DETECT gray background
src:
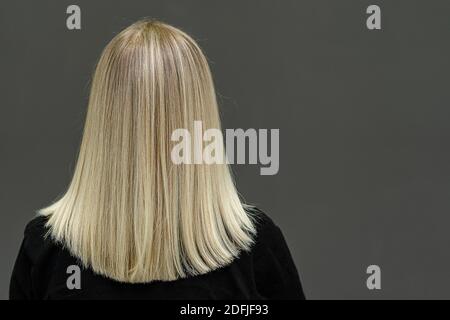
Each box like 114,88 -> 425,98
1,0 -> 450,299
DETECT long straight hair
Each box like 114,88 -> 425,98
39,19 -> 256,283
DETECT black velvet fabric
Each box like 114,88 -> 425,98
10,208 -> 305,300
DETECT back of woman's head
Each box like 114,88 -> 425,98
39,19 -> 255,283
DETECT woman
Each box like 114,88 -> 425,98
10,19 -> 304,300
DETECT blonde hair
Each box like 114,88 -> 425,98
39,19 -> 256,283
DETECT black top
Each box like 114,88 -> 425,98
9,209 -> 305,300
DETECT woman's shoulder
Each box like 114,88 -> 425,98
24,215 -> 48,239
21,215 -> 53,262
247,206 -> 278,232
246,206 -> 287,255
25,215 -> 47,235
244,206 -> 305,299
